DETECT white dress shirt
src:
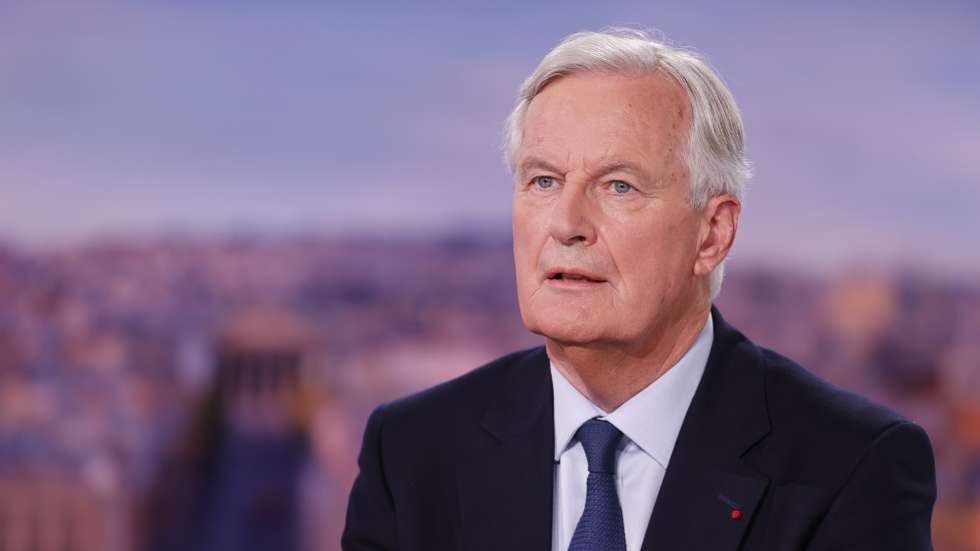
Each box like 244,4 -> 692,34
549,311 -> 714,551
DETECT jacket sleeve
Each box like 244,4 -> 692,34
342,404 -> 398,551
805,420 -> 937,550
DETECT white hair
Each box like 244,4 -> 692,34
503,28 -> 751,300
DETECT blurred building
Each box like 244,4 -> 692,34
143,306 -> 333,551
0,466 -> 130,551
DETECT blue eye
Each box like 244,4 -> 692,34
533,176 -> 556,189
612,181 -> 633,194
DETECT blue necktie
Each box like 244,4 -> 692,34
568,418 -> 627,551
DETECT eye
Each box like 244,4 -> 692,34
532,176 -> 557,189
612,180 -> 633,194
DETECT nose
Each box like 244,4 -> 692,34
547,183 -> 597,246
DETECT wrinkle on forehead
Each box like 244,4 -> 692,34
518,71 -> 691,184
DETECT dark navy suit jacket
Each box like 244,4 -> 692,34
342,306 -> 936,550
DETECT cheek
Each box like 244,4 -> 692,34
513,246 -> 536,291
623,253 -> 670,299
512,204 -> 545,283
607,218 -> 692,294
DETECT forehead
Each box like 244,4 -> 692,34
519,71 -> 690,171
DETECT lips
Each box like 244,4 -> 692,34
545,268 -> 607,283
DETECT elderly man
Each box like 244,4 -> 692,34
342,29 -> 936,551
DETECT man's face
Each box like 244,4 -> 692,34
512,71 -> 704,349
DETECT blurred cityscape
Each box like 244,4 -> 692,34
0,233 -> 977,551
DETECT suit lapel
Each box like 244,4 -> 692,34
456,347 -> 555,551
641,306 -> 772,551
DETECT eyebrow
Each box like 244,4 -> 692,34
587,161 -> 650,181
517,156 -> 564,177
518,156 -> 653,183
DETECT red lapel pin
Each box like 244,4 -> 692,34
718,494 -> 743,521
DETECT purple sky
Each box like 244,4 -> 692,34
2,0 -> 978,274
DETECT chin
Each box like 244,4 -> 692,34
522,309 -> 607,345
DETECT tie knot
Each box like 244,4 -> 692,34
575,418 -> 623,474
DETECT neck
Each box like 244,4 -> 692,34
546,303 -> 710,413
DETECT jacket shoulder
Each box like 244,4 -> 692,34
378,346 -> 544,434
754,345 -> 922,484
761,346 -> 909,430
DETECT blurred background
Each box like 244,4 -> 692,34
1,0 -> 978,549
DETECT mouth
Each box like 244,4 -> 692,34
544,268 -> 608,285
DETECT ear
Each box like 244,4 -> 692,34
694,193 -> 740,277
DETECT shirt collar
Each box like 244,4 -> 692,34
550,310 -> 714,468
